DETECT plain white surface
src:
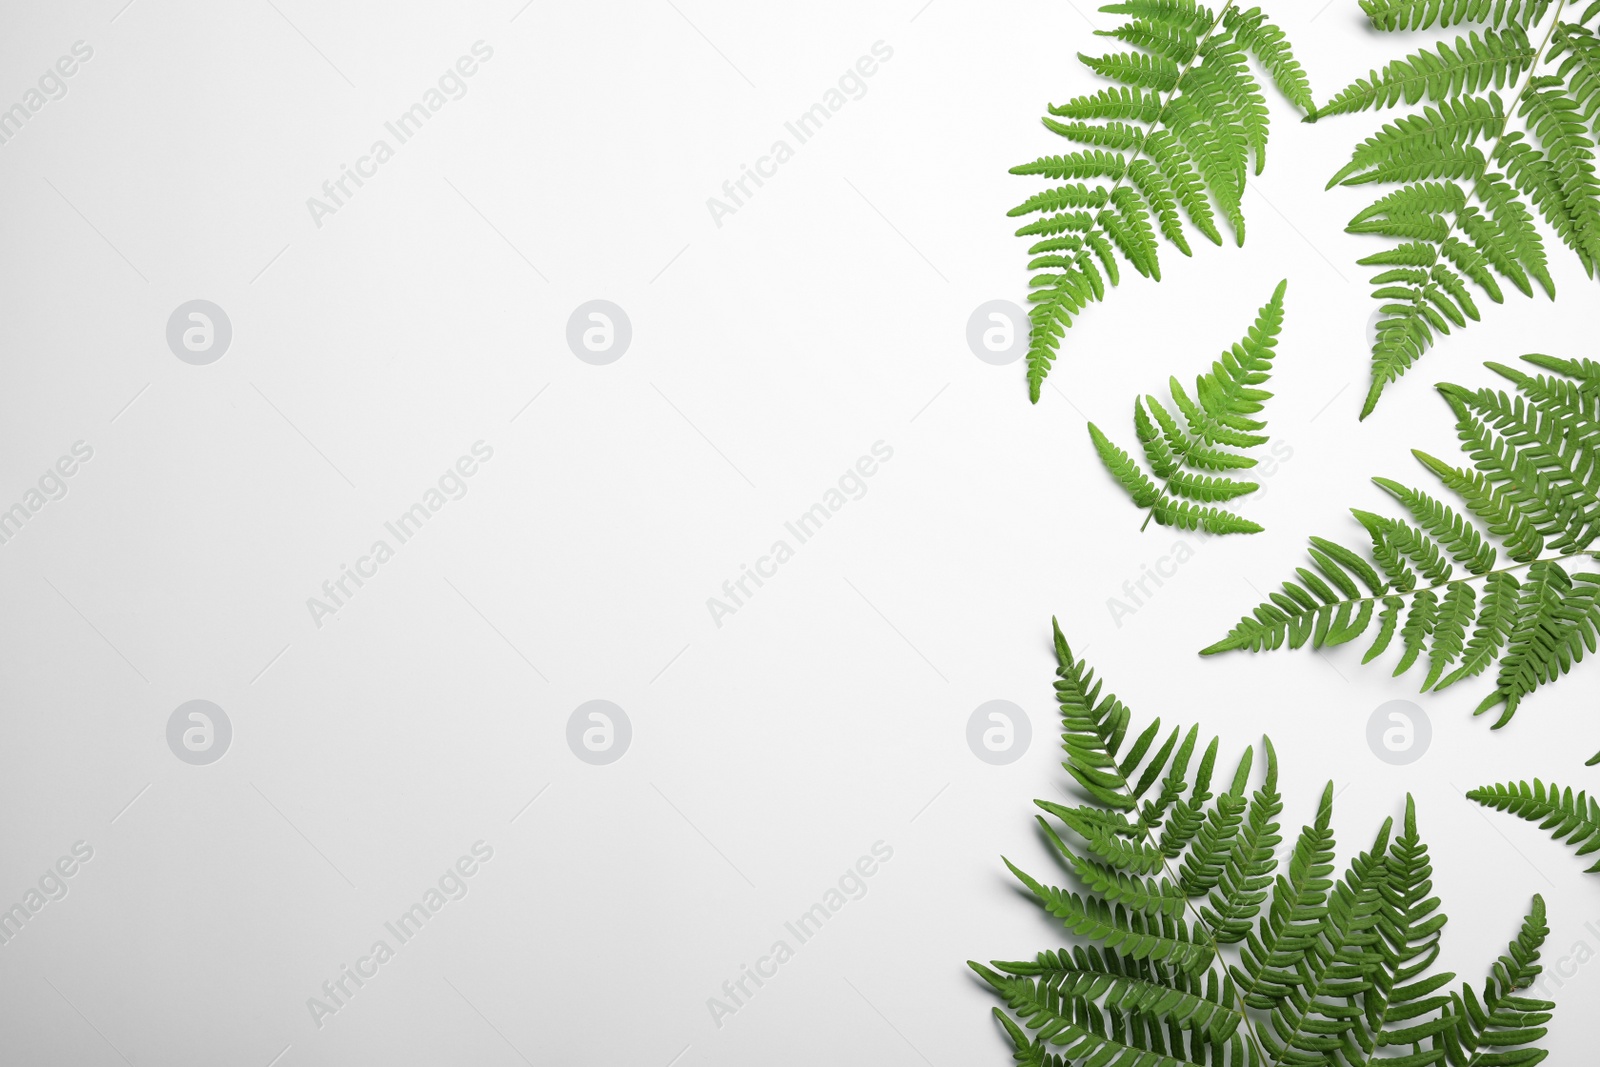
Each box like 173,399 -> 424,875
0,1 -> 1596,1064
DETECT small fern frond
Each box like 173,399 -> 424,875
976,627 -> 1558,1067
1437,893 -> 1553,1066
1319,1 -> 1600,416
1014,4 -> 1313,402
1204,353 -> 1600,726
1089,280 -> 1287,535
1469,778 -> 1600,871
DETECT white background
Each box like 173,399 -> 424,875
0,1 -> 1596,1064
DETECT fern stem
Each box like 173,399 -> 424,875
1137,487 -> 1172,532
1531,0 -> 1574,75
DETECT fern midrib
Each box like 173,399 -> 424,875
1357,0 -> 1572,400
1137,482 -> 1211,532
1136,470 -> 1255,532
1064,733 -> 1275,1065
1139,470 -> 1180,531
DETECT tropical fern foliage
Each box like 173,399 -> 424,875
1316,0 -> 1600,417
1470,777 -> 1600,871
1204,353 -> 1600,727
1012,2 -> 1313,403
973,622 -> 1556,1065
1088,280 -> 1287,534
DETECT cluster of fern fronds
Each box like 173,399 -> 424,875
973,622 -> 1556,1066
1316,0 -> 1600,417
1012,1 -> 1313,402
1205,353 -> 1600,725
1089,280 -> 1287,534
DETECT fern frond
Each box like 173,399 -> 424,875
1348,796 -> 1458,1059
1256,819 -> 1393,1065
1322,1 -> 1600,416
1518,75 -> 1600,269
1014,3 -> 1313,402
1204,354 -> 1600,725
1229,8 -> 1314,112
1089,422 -> 1164,508
1039,817 -> 1190,918
1469,779 -> 1600,871
1200,740 -> 1283,944
1234,782 -> 1337,1007
1176,750 -> 1253,895
1437,894 -> 1554,1066
1090,281 -> 1287,535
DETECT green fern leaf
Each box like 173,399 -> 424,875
1039,817 -> 1189,918
1437,569 -> 1521,686
1200,740 -> 1284,944
1226,7 -> 1314,113
976,947 -> 1245,1040
1014,4 -> 1313,402
1176,751 -> 1253,895
1089,422 -> 1163,509
1234,782 -> 1338,1007
1469,779 -> 1600,871
1153,497 -> 1266,534
1090,281 -> 1286,535
1438,894 -> 1554,1065
1350,796 -> 1458,1058
1480,560 -> 1600,724
1374,477 -> 1499,573
1423,580 -> 1478,687
1205,354 -> 1600,724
